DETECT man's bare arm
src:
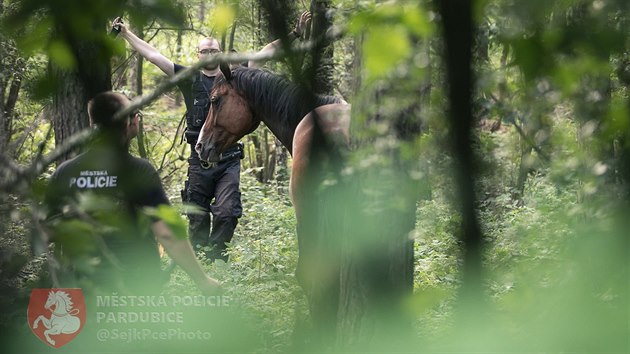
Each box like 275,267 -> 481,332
249,11 -> 311,69
114,17 -> 175,76
151,220 -> 221,294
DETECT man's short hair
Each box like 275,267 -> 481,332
88,92 -> 130,133
198,37 -> 221,50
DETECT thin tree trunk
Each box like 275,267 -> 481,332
0,71 -> 20,153
437,0 -> 486,321
249,133 -> 264,183
274,138 -> 288,186
198,1 -> 205,23
263,129 -> 271,183
228,21 -> 237,51
0,84 -> 5,152
175,29 -> 183,107
133,26 -> 148,159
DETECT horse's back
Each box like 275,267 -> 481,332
290,103 -> 351,215
293,103 -> 351,153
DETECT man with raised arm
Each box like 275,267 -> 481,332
113,18 -> 242,262
112,13 -> 311,262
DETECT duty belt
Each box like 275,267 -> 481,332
189,148 -> 243,169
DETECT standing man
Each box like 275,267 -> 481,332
112,13 -> 311,262
113,19 -> 243,262
45,91 -> 220,294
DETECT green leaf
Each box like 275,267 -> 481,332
210,4 -> 236,34
400,5 -> 433,37
364,25 -> 410,82
77,193 -> 119,213
509,34 -> 550,82
145,205 -> 188,240
48,40 -> 76,69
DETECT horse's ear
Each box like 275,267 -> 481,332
220,61 -> 232,81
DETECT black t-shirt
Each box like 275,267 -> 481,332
174,63 -> 215,115
45,146 -> 170,293
174,64 -> 239,155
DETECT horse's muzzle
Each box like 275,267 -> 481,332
195,142 -> 221,163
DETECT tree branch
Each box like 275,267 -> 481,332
0,30 -> 344,195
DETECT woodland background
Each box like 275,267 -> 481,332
0,0 -> 628,352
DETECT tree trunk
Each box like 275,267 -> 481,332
228,21 -> 237,51
437,0 -> 487,325
310,0 -> 335,95
249,133 -> 264,183
175,29 -> 183,107
0,72 -> 21,153
50,66 -> 95,162
198,1 -> 206,23
132,26 -> 148,159
274,137 -> 288,186
50,23 -> 112,163
262,129 -> 274,182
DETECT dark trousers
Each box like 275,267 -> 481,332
185,155 -> 242,262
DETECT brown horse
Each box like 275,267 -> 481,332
195,66 -> 351,221
196,65 -> 351,332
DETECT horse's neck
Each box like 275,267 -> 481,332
253,96 -> 310,155
240,69 -> 340,154
259,114 -> 299,154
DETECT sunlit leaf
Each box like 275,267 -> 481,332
13,17 -> 53,56
210,4 -> 236,34
364,25 -> 410,82
401,5 -> 433,37
77,193 -> 119,213
47,39 -> 76,69
349,3 -> 432,37
605,98 -> 630,138
145,204 -> 188,240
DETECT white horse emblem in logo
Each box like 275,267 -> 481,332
29,290 -> 83,347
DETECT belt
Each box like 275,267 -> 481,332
188,148 -> 242,169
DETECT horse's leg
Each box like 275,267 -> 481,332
32,316 -> 42,329
291,109 -> 350,343
291,115 -> 313,288
33,315 -> 50,330
292,103 -> 351,284
44,326 -> 59,345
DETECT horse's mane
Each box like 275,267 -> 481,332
216,67 -> 343,148
53,291 -> 73,307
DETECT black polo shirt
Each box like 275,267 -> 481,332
45,145 -> 170,292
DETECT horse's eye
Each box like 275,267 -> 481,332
210,95 -> 219,104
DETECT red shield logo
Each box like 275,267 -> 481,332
27,288 -> 86,348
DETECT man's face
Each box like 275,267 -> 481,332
126,112 -> 140,140
197,38 -> 221,70
121,96 -> 140,140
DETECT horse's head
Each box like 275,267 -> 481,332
45,291 -> 72,314
196,64 -> 260,162
44,291 -> 58,310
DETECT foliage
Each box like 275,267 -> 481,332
164,174 -> 305,352
0,0 -> 629,352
